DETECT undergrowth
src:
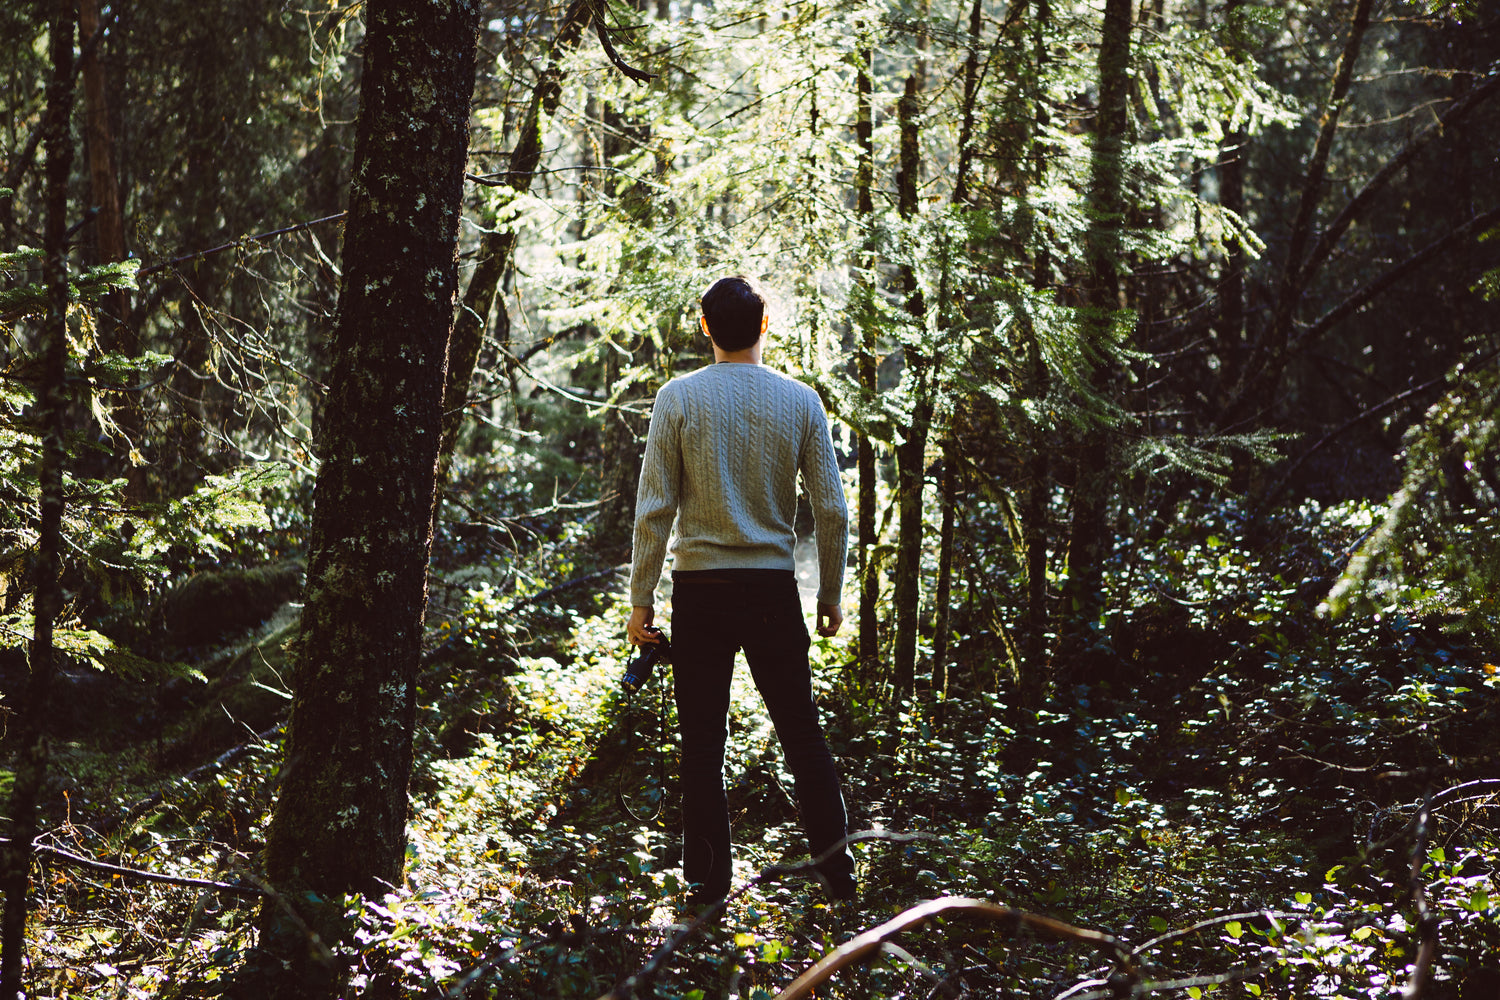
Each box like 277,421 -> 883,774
12,497 -> 1500,997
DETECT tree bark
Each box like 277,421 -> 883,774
0,4 -> 74,996
1056,0 -> 1132,681
257,1 -> 479,992
1013,0 -> 1052,703
892,74 -> 928,703
854,38 -> 880,684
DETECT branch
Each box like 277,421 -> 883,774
1222,0 -> 1374,425
1299,71 -> 1500,290
1,838 -> 266,899
1403,797 -> 1439,999
1296,204 -> 1500,349
774,897 -> 1134,1000
136,212 -> 348,279
590,0 -> 656,83
1253,366 -> 1458,515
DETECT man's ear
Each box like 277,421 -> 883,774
700,316 -> 712,339
759,314 -> 769,336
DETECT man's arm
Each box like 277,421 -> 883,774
800,389 -> 849,627
627,386 -> 680,642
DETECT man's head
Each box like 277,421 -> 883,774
700,275 -> 766,352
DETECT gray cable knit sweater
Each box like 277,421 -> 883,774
629,362 -> 849,607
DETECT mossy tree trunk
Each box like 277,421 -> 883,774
854,38 -> 880,684
256,0 -> 478,992
891,73 -> 928,704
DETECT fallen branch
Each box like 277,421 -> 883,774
0,837 -> 266,899
595,830 -> 949,1000
774,897 -> 1134,1000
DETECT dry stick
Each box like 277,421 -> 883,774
774,897 -> 1134,1000
1426,778 -> 1500,811
12,839 -> 266,899
1403,797 -> 1439,1000
136,212 -> 348,279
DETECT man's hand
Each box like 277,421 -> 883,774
627,605 -> 660,646
815,602 -> 843,637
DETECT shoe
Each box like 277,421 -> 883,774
819,872 -> 857,904
677,894 -> 727,926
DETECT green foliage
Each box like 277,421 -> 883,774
1326,352 -> 1500,642
0,257 -> 141,317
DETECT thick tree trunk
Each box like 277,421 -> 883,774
257,1 -> 478,992
0,5 -> 74,997
78,0 -> 130,350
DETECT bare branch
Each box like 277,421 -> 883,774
590,0 -> 657,84
0,838 -> 265,899
773,897 -> 1135,1000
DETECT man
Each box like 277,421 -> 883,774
627,275 -> 855,907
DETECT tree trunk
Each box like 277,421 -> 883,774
930,447 -> 957,709
854,39 -> 880,684
1222,0 -> 1374,428
437,0 -> 594,475
892,74 -> 928,703
0,5 -> 74,996
1215,0 -> 1247,357
1055,0 -> 1132,682
257,1 -> 478,992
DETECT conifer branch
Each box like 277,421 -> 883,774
590,0 -> 657,84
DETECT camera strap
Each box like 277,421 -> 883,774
615,667 -> 671,824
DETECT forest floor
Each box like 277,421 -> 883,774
14,500 -> 1500,998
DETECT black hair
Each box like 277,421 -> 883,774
700,275 -> 765,352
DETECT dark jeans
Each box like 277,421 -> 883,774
670,569 -> 854,903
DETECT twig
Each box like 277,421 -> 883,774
1129,910 -> 1299,958
1403,796 -> 1439,999
6,839 -> 266,899
136,213 -> 347,279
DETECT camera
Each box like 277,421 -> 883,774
622,629 -> 670,691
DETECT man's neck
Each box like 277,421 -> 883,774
712,342 -> 762,365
